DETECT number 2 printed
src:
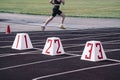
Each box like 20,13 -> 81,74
45,39 -> 61,54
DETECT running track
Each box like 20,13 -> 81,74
0,28 -> 120,80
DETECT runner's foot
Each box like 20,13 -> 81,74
59,24 -> 66,29
41,26 -> 45,31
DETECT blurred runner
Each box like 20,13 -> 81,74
41,0 -> 66,31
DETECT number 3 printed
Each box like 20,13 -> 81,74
85,43 -> 103,59
96,43 -> 103,59
85,43 -> 93,59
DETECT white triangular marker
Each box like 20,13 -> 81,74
12,33 -> 33,50
42,37 -> 65,56
81,41 -> 107,62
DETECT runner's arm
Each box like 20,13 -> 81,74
61,0 -> 65,5
49,0 -> 54,5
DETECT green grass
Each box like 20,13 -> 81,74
0,0 -> 120,18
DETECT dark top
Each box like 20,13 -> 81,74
54,0 -> 61,4
52,0 -> 62,17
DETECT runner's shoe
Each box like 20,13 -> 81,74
59,24 -> 66,29
41,26 -> 45,31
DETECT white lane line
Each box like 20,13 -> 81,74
0,46 -> 120,58
0,44 -> 120,59
61,36 -> 115,41
0,55 -> 80,71
66,51 -> 83,53
0,31 -> 119,38
0,46 -> 11,48
107,58 -> 120,63
0,41 -> 13,42
32,63 -> 120,80
0,50 -> 120,71
0,35 -> 119,48
36,40 -> 119,49
105,49 -> 120,52
66,51 -> 120,63
0,48 -> 42,57
0,39 -> 119,48
65,53 -> 81,56
0,32 -> 120,43
0,51 -> 40,57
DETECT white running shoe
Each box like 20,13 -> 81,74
59,24 -> 66,29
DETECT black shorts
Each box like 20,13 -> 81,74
52,6 -> 62,17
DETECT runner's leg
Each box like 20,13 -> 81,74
43,16 -> 54,26
60,12 -> 65,25
59,12 -> 66,29
41,16 -> 54,31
